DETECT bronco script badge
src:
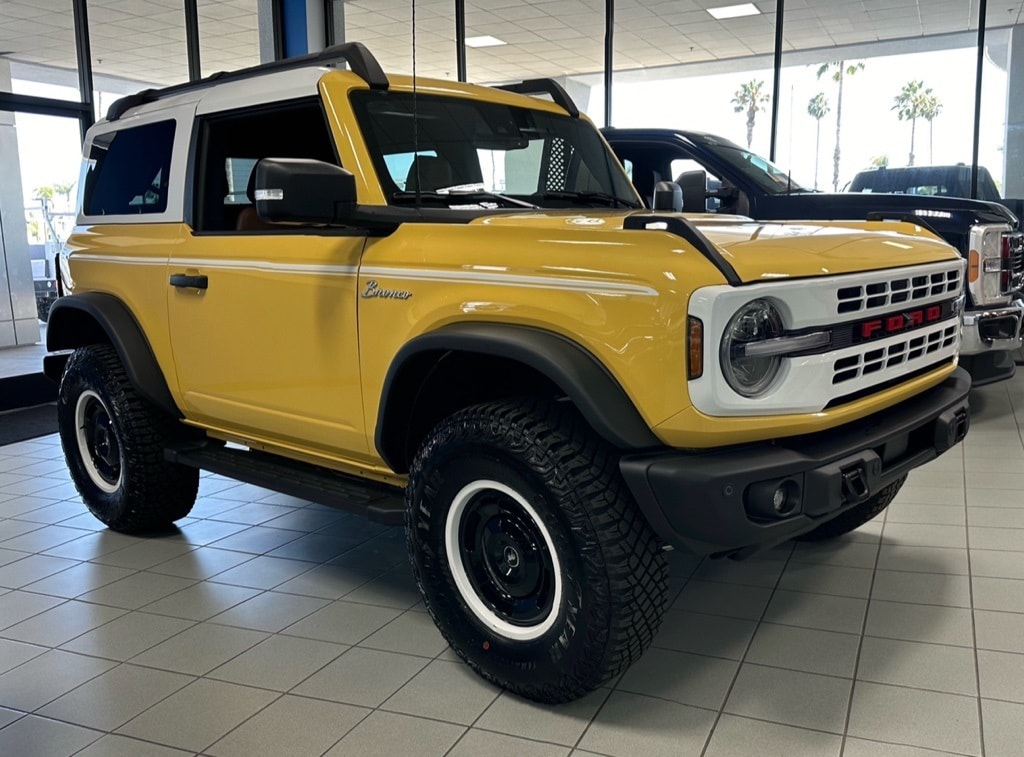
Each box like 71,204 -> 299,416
361,280 -> 413,300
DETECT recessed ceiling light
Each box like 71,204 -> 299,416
465,35 -> 507,48
707,3 -> 760,20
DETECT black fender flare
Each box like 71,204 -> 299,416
44,292 -> 181,418
375,322 -> 661,472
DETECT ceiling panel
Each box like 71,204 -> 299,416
0,0 -> 1021,95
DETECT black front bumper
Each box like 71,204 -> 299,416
620,368 -> 971,557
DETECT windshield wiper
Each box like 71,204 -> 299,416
531,190 -> 641,209
392,190 -> 538,209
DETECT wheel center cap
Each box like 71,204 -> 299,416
96,428 -> 110,456
503,545 -> 520,569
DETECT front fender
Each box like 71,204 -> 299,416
375,322 -> 661,472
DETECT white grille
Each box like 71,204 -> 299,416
833,323 -> 959,385
836,268 -> 961,315
687,258 -> 966,417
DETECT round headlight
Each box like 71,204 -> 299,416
720,299 -> 785,397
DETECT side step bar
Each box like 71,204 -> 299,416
165,441 -> 405,525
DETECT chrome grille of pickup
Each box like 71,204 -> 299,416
833,322 -> 958,384
836,268 -> 961,315
1007,231 -> 1024,292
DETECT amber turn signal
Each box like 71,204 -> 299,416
687,316 -> 703,379
968,248 -> 980,283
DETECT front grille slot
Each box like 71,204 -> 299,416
833,324 -> 958,385
836,267 -> 961,315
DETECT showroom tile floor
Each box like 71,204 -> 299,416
1,379 -> 1024,756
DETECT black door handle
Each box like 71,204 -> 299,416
170,273 -> 208,289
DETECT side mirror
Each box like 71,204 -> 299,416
676,170 -> 710,213
652,181 -> 682,211
253,158 -> 357,224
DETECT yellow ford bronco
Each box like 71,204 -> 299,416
46,43 -> 970,703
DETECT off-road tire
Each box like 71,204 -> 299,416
58,344 -> 198,533
406,397 -> 668,704
796,475 -> 907,542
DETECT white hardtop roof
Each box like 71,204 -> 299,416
96,66 -> 334,127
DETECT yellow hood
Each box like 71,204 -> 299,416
472,211 -> 961,283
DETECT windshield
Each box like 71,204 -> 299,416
351,90 -> 640,209
710,142 -> 811,195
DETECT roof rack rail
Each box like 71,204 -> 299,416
497,79 -> 579,118
106,41 -> 388,121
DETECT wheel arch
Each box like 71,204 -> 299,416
375,323 -> 660,473
44,292 -> 181,418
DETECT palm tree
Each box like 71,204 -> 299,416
892,80 -> 931,166
817,61 -> 865,191
920,92 -> 943,164
807,92 -> 830,190
732,80 -> 770,149
53,181 -> 76,211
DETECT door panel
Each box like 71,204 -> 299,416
166,231 -> 369,459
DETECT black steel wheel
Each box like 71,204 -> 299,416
58,344 -> 198,533
406,397 -> 668,703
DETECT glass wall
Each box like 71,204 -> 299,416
776,3 -> 980,193
981,12 -> 1024,203
15,113 -> 83,324
611,0 -> 777,147
1,0 -> 1023,365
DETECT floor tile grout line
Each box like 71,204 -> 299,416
837,485 -> 890,757
568,548 -> 706,753
966,383 -> 1024,757
694,540 -> 797,757
844,731 -> 980,757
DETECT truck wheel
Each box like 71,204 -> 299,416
58,344 -> 198,533
796,475 -> 906,542
406,397 -> 668,703
37,297 -> 54,322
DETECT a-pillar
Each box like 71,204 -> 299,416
0,60 -> 42,349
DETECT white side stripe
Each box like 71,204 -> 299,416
359,266 -> 659,296
73,255 -> 658,296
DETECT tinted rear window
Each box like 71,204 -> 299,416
83,120 -> 176,216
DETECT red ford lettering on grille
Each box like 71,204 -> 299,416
859,305 -> 942,340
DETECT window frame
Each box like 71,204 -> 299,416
189,96 -> 341,234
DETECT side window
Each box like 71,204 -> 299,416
194,99 -> 338,232
83,120 -> 176,216
670,158 -> 721,185
671,158 -> 723,212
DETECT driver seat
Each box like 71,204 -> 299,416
405,156 -> 452,192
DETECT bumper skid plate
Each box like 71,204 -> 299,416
620,368 -> 971,557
